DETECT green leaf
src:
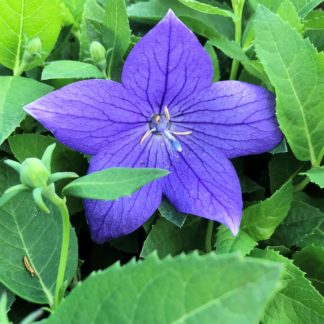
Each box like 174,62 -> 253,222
140,217 -> 207,258
0,77 -> 53,146
104,0 -> 131,79
43,253 -> 283,324
208,37 -> 271,87
215,226 -> 257,256
271,200 -> 324,248
0,293 -> 10,324
62,0 -> 86,27
277,0 -> 303,32
305,10 -> 324,30
249,0 -> 323,18
158,198 -> 187,228
0,285 -> 15,312
204,41 -> 220,82
294,245 -> 324,295
268,152 -> 307,193
241,180 -> 293,241
303,167 -> 324,188
0,0 -> 61,72
254,6 -> 324,164
0,164 -> 78,305
297,0 -> 324,18
63,168 -> 169,200
41,61 -> 104,80
178,0 -> 234,18
9,134 -> 87,175
79,0 -> 105,61
127,0 -> 233,40
252,248 -> 324,323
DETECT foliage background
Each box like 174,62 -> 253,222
0,0 -> 324,323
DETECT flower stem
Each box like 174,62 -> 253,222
205,220 -> 214,253
229,0 -> 245,80
294,177 -> 310,192
13,60 -> 27,77
46,191 -> 70,310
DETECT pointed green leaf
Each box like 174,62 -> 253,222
158,198 -> 187,228
241,180 -> 293,241
249,0 -> 323,18
62,0 -> 86,27
305,10 -> 324,30
0,77 -> 53,146
277,0 -> 303,32
178,0 -> 234,18
269,152 -> 307,193
215,226 -> 257,256
303,167 -> 324,188
0,285 -> 15,312
294,245 -> 324,295
204,41 -> 220,82
140,217 -> 206,258
0,0 -> 61,72
252,248 -> 324,323
63,168 -> 169,200
271,200 -> 324,248
127,0 -> 233,40
42,61 -> 104,80
104,0 -> 131,78
43,253 -> 283,324
0,293 -> 10,324
254,6 -> 324,164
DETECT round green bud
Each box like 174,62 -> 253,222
90,41 -> 107,71
90,41 -> 106,62
20,158 -> 50,188
23,37 -> 42,63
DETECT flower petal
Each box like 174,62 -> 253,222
122,10 -> 212,114
171,81 -> 282,158
163,139 -> 242,235
24,79 -> 150,155
84,135 -> 169,243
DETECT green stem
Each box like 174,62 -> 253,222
229,0 -> 245,80
294,177 -> 310,192
205,221 -> 214,253
47,191 -> 70,310
13,60 -> 27,77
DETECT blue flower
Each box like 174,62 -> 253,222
25,11 -> 282,243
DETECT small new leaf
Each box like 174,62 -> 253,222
63,168 -> 169,200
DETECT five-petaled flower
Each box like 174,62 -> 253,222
25,10 -> 282,243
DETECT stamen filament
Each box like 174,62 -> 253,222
164,106 -> 171,121
140,128 -> 156,144
171,131 -> 192,136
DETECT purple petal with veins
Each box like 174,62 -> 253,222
24,10 -> 282,243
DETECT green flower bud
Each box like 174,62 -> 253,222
20,158 -> 50,188
23,37 -> 42,64
90,41 -> 107,71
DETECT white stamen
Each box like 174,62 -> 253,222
140,128 -> 156,144
164,105 -> 171,121
171,131 -> 193,136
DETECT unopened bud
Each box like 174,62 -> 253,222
20,158 -> 50,188
90,41 -> 107,71
23,37 -> 42,63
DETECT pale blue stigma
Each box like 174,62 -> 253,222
164,130 -> 183,152
139,106 -> 191,152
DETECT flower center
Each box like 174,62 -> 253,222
140,106 -> 192,152
150,114 -> 170,134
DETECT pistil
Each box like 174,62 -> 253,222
139,106 -> 192,152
